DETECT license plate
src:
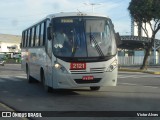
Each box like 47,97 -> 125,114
70,63 -> 86,70
82,76 -> 94,80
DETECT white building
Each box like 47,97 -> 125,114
131,18 -> 152,38
0,34 -> 21,58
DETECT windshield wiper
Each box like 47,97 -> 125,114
71,29 -> 78,57
90,33 -> 104,58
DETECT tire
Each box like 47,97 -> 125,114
26,66 -> 34,83
90,86 -> 100,91
41,71 -> 53,93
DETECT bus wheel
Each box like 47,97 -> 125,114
41,71 -> 53,93
90,86 -> 100,91
26,66 -> 34,83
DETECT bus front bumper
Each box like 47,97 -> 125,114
52,68 -> 117,89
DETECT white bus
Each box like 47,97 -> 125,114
21,12 -> 118,92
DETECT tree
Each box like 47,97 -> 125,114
128,0 -> 160,70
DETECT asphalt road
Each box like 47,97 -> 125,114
0,64 -> 160,120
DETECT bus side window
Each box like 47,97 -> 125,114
27,29 -> 31,47
31,27 -> 34,47
40,22 -> 44,46
22,31 -> 25,47
46,20 -> 50,41
38,24 -> 41,46
30,29 -> 32,47
33,26 -> 36,47
43,21 -> 46,46
25,30 -> 28,47
35,25 -> 40,46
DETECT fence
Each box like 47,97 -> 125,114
118,55 -> 160,66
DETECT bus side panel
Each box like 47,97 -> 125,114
24,48 -> 45,81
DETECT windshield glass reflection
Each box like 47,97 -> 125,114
52,17 -> 117,59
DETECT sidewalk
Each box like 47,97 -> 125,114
118,66 -> 160,75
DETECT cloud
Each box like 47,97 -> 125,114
21,0 -> 121,15
0,0 -> 132,35
23,0 -> 85,14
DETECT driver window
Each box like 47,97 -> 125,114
54,28 -> 69,49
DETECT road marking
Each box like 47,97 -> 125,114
143,86 -> 159,89
16,76 -> 26,78
0,74 -> 26,77
0,75 -> 11,78
136,76 -> 159,78
118,74 -> 160,78
0,75 -> 26,79
119,83 -> 137,86
119,72 -> 145,74
118,75 -> 137,78
0,77 -> 22,82
119,83 -> 159,89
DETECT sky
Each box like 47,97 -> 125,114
0,0 -> 132,36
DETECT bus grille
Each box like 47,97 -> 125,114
70,70 -> 87,74
90,67 -> 106,73
74,78 -> 101,84
70,67 -> 106,74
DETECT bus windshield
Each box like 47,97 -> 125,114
51,17 -> 117,61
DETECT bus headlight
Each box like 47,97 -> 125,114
54,63 -> 60,68
54,63 -> 68,74
106,59 -> 117,72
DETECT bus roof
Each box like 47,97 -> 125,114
22,12 -> 109,31
46,12 -> 109,19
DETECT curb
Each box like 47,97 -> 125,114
0,102 -> 29,120
0,102 -> 15,111
118,68 -> 160,75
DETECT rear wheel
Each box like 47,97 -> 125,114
41,70 -> 53,93
90,86 -> 100,91
26,65 -> 34,83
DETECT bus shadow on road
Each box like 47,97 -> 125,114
51,88 -> 93,95
51,89 -> 80,95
